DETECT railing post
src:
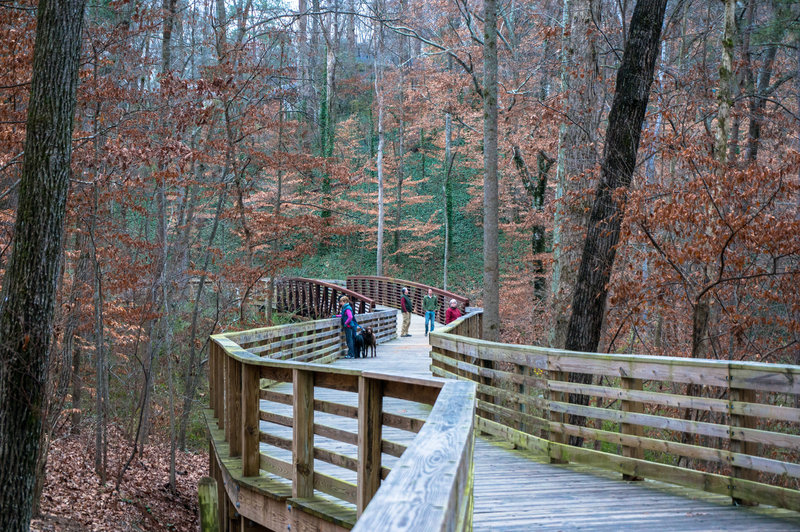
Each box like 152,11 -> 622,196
218,344 -> 226,432
226,356 -> 242,457
241,363 -> 260,476
293,369 -> 314,498
620,376 -> 643,480
209,340 -> 218,419
546,361 -> 567,463
730,386 -> 758,505
358,376 -> 383,516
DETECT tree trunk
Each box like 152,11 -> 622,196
443,112 -> 453,291
745,43 -> 777,163
374,10 -> 385,277
549,0 -> 601,349
482,0 -> 500,342
562,0 -> 668,444
0,1 -> 86,528
714,0 -> 736,164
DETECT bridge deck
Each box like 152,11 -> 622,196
264,313 -> 800,530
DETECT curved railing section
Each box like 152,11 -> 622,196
430,310 -> 800,512
206,310 -> 476,531
276,277 -> 375,318
347,276 -> 469,325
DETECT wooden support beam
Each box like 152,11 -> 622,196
620,376 -> 644,481
731,386 -> 759,506
358,376 -> 384,516
293,369 -> 315,498
547,367 -> 567,463
198,477 -> 219,532
209,341 -> 218,418
242,363 -> 261,476
227,356 -> 242,457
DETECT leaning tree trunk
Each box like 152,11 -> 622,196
563,0 -> 668,445
0,0 -> 86,529
482,0 -> 500,342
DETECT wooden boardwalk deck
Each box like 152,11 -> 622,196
263,313 -> 800,530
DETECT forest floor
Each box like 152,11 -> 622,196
31,426 -> 208,531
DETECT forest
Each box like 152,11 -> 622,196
0,0 -> 799,529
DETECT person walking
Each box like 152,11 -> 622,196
400,287 -> 413,337
445,298 -> 462,325
339,296 -> 358,358
423,288 -> 438,336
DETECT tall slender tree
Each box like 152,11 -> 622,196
482,0 -> 500,341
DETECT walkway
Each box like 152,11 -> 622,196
263,313 -> 800,530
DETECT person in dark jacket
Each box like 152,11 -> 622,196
445,298 -> 462,325
400,287 -> 412,337
339,296 -> 358,358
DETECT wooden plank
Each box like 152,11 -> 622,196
381,440 -> 407,458
353,380 -> 476,532
315,423 -> 358,446
259,410 -> 293,428
259,432 -> 292,451
547,418 -> 800,479
476,399 -> 549,432
430,351 -> 547,390
620,376 -> 643,480
313,446 -> 358,472
546,398 -> 800,450
731,386 -> 759,506
260,389 -> 292,406
729,366 -> 800,395
226,357 -> 242,457
259,453 -> 292,480
293,369 -> 314,498
381,379 -> 440,405
314,371 -> 359,393
315,398 -> 358,420
242,363 -> 261,476
358,376 -> 383,516
547,380 -> 800,422
313,471 -> 357,504
382,412 -> 425,433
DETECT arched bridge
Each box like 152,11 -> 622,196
205,276 -> 800,531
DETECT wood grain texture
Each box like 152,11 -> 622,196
208,307 -> 800,531
357,376 -> 383,516
293,369 -> 315,498
353,380 -> 476,532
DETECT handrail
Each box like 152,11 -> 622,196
347,275 -> 469,324
430,309 -> 800,512
276,277 -> 375,318
206,310 -> 476,531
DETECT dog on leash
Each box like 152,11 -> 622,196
361,327 -> 377,358
353,329 -> 365,359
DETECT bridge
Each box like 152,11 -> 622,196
205,276 -> 800,531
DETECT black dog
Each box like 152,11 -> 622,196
361,327 -> 377,358
353,330 -> 365,359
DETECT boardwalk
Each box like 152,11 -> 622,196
259,312 -> 800,531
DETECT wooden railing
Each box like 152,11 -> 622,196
276,277 -> 375,318
347,276 -> 469,324
206,310 -> 476,531
431,310 -> 800,512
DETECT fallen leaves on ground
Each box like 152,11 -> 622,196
31,426 -> 208,531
